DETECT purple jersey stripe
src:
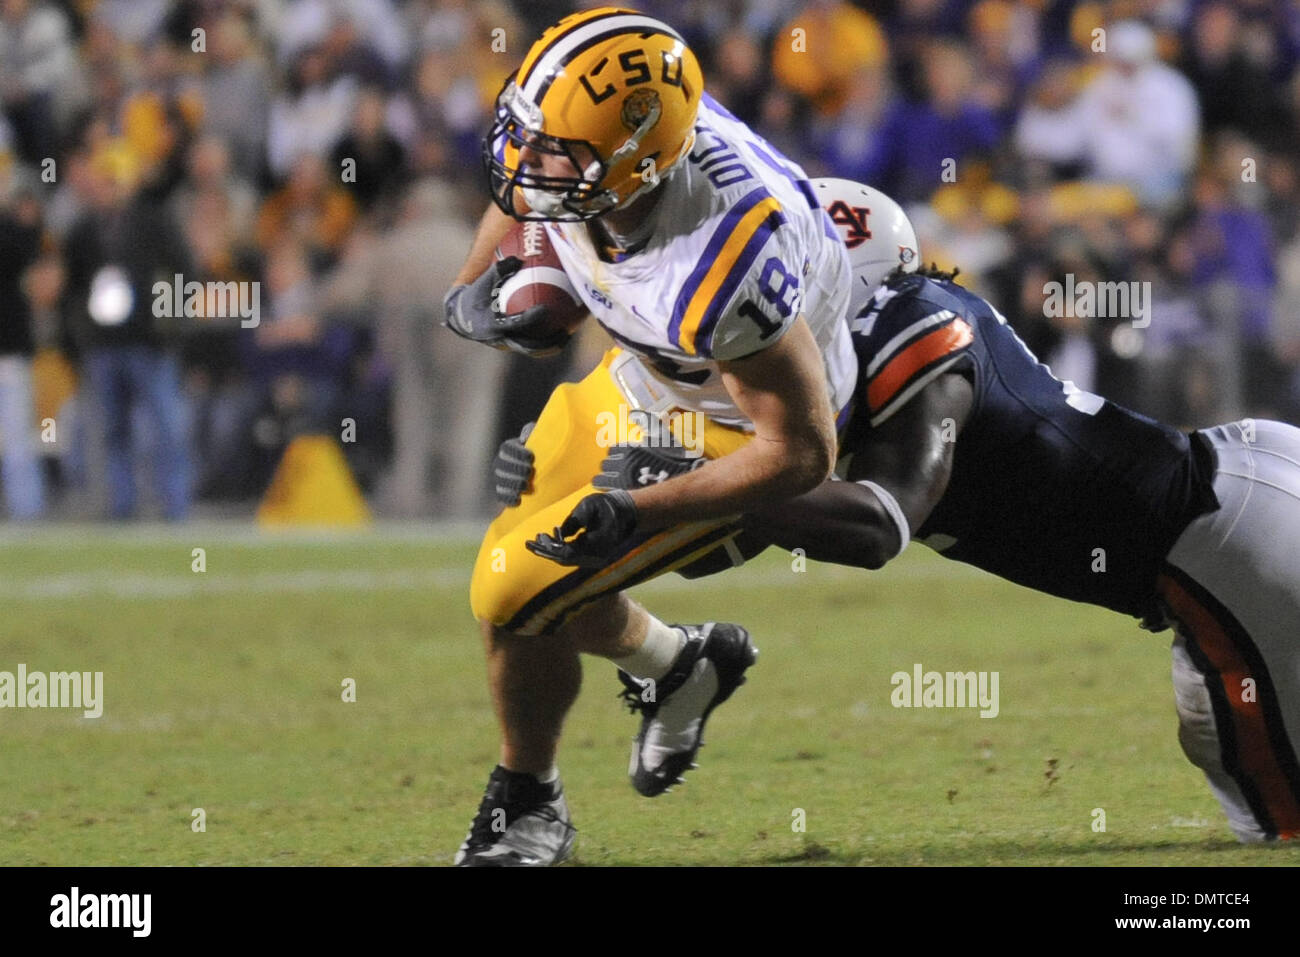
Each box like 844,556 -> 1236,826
668,184 -> 771,346
693,206 -> 788,355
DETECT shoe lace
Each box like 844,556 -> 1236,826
617,674 -> 651,715
618,687 -> 644,715
616,635 -> 702,716
466,783 -> 506,847
466,777 -> 565,848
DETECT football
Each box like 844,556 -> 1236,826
494,221 -> 588,337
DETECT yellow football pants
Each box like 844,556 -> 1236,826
470,349 -> 752,636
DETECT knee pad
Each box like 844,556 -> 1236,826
1171,634 -> 1221,773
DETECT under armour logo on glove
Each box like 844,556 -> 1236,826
594,443 -> 706,492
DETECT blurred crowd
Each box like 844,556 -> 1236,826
0,0 -> 1297,521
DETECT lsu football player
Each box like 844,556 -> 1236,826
536,179 -> 1300,845
442,9 -> 862,865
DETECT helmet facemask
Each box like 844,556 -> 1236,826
483,78 -> 667,223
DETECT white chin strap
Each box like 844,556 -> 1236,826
520,135 -> 689,220
520,186 -> 572,218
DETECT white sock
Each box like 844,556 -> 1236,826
614,616 -> 687,681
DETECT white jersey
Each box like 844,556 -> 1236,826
545,94 -> 856,428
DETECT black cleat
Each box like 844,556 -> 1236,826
617,622 -> 757,797
453,765 -> 577,866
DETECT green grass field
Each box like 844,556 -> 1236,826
0,523 -> 1294,866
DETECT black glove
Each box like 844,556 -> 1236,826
593,442 -> 706,491
442,257 -> 570,357
526,490 -> 638,568
493,422 -> 535,507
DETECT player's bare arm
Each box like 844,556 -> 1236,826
525,315 -> 838,568
629,315 -> 837,529
745,370 -> 974,569
452,203 -> 520,286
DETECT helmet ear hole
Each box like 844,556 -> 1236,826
857,261 -> 893,294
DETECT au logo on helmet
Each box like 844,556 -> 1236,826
825,200 -> 872,249
482,7 -> 702,222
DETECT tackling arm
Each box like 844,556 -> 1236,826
746,371 -> 975,569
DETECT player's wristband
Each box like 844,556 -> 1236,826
856,479 -> 910,561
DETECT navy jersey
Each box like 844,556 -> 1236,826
842,273 -> 1219,621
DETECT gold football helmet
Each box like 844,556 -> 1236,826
483,7 -> 703,222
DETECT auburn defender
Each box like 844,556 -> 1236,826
537,180 -> 1300,845
442,10 -> 870,865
